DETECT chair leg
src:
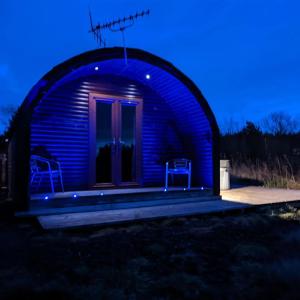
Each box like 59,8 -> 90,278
59,171 -> 64,192
188,162 -> 192,191
37,174 -> 43,192
165,167 -> 168,191
30,173 -> 36,186
49,172 -> 54,193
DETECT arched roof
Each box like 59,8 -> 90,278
20,47 -> 219,136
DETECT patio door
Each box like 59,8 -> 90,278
89,94 -> 142,187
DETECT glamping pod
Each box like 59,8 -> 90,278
8,47 -> 220,212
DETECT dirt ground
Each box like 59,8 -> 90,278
1,199 -> 300,300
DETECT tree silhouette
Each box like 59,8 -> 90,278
262,112 -> 299,135
240,121 -> 262,136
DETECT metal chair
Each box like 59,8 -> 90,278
165,158 -> 192,191
30,155 -> 64,193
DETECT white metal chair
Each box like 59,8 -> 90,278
165,158 -> 192,191
30,155 -> 64,193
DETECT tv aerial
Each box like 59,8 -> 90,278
89,9 -> 150,64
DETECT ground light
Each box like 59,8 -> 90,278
94,66 -> 99,71
44,195 -> 49,200
73,194 -> 78,198
145,74 -> 151,79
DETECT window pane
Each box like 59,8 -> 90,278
121,104 -> 136,182
96,102 -> 112,183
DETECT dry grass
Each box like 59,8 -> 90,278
1,203 -> 300,299
230,155 -> 300,189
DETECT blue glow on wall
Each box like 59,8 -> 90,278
29,57 -> 215,193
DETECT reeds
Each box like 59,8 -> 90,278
230,154 -> 300,189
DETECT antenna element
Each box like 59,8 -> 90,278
89,9 -> 150,64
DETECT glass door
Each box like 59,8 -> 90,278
89,94 -> 142,187
120,101 -> 139,183
95,100 -> 115,184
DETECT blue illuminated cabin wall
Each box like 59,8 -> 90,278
30,74 -> 213,192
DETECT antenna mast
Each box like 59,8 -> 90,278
89,9 -> 150,64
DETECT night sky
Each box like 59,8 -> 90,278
1,0 -> 300,133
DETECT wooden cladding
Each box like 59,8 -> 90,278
30,72 -> 213,192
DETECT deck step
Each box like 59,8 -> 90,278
19,195 -> 222,217
30,190 -> 215,211
37,200 -> 249,230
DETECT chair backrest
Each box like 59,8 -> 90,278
170,158 -> 190,169
30,155 -> 52,173
30,157 -> 40,173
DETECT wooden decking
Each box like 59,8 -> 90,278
221,186 -> 300,205
28,188 -> 216,215
31,187 -> 200,201
30,188 -> 232,229
31,186 -> 300,230
38,199 -> 248,230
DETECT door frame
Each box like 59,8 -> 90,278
88,93 -> 143,188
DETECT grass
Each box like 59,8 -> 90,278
1,202 -> 300,299
230,155 -> 300,189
